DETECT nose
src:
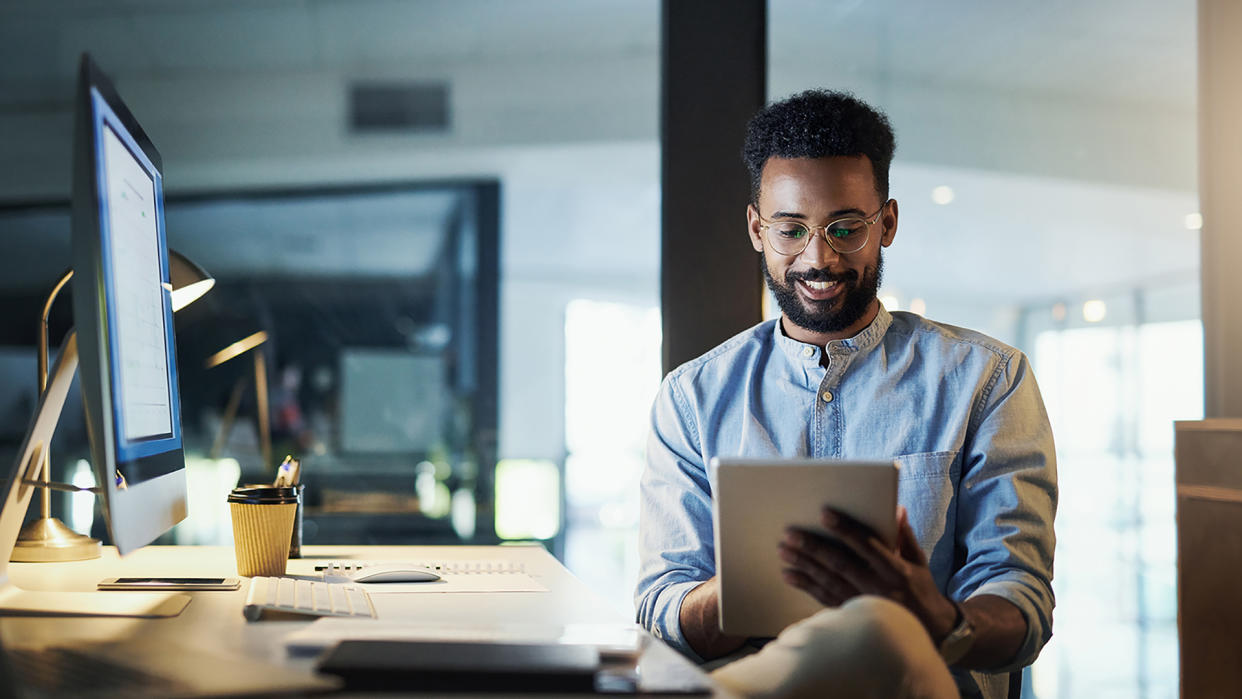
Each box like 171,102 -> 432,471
798,228 -> 841,266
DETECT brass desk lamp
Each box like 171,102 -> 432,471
206,330 -> 272,472
11,250 -> 214,562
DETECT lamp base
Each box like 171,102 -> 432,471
10,517 -> 101,562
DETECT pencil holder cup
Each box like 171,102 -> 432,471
288,484 -> 305,559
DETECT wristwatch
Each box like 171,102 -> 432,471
938,600 -> 975,665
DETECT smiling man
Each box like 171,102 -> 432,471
636,91 -> 1057,699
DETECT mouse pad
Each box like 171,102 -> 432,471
316,640 -> 600,692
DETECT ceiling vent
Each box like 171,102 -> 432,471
349,82 -> 450,133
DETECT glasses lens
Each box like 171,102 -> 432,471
825,218 -> 868,252
766,221 -> 810,254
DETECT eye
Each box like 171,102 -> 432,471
768,222 -> 808,240
827,219 -> 866,239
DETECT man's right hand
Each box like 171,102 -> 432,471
678,577 -> 748,659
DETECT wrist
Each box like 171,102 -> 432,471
680,578 -> 743,659
935,599 -> 976,666
927,595 -> 961,644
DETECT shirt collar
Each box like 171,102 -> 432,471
772,305 -> 893,361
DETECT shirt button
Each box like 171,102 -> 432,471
822,391 -> 834,403
653,628 -> 662,638
801,347 -> 814,358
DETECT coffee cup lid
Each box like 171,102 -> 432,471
228,485 -> 298,505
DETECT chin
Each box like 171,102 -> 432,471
802,300 -> 841,320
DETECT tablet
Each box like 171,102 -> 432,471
709,457 -> 899,637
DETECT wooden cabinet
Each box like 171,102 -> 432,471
1175,419 -> 1242,698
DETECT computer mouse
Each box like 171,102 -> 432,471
352,566 -> 441,584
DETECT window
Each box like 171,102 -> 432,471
563,299 -> 661,613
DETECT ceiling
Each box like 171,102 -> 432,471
0,0 -> 1201,317
770,0 -> 1195,108
0,0 -> 1196,195
0,0 -> 656,99
0,0 -> 1193,109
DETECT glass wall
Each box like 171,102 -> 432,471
0,0 -> 662,585
1018,282 -> 1200,697
769,1 -> 1198,696
563,299 -> 661,613
0,182 -> 500,546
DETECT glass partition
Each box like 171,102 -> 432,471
0,0 -> 658,617
769,1 -> 1197,695
0,180 -> 499,545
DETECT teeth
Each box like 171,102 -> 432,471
802,280 -> 837,291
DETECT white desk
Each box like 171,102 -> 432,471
1,545 -> 716,696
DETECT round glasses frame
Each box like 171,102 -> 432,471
757,199 -> 892,255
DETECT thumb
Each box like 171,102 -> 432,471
896,505 -> 927,565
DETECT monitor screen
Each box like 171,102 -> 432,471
99,122 -> 175,447
71,54 -> 188,554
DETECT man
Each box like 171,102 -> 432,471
636,90 -> 1056,699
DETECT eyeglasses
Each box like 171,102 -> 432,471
757,200 -> 891,255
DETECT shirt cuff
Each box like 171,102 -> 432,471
646,580 -> 706,662
969,577 -> 1054,672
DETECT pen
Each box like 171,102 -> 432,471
274,455 -> 300,487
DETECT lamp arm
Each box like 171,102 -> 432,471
36,268 -> 74,519
38,268 -> 74,394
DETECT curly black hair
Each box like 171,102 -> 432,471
742,89 -> 896,203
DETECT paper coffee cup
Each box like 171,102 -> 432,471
228,486 -> 298,577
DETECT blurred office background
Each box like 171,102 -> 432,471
0,1 -> 1197,697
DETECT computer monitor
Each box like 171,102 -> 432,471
0,54 -> 189,616
69,54 -> 188,555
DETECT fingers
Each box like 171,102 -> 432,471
779,507 -> 930,610
779,506 -> 944,634
779,532 -> 858,579
778,541 -> 860,607
780,567 -> 857,607
781,526 -> 897,595
816,510 -> 905,587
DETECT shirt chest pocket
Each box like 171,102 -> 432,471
895,451 -> 960,575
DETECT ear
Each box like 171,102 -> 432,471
879,199 -> 898,248
747,204 -> 765,253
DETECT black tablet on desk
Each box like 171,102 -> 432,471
316,640 -> 600,692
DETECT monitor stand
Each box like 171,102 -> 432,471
0,333 -> 188,617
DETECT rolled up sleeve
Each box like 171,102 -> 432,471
953,350 -> 1058,672
634,374 -> 716,660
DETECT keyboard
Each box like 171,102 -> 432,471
243,576 -> 377,621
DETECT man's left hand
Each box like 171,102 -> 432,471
778,505 -> 959,642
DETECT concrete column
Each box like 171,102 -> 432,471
1200,0 -> 1242,417
660,0 -> 766,373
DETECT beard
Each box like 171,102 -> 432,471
762,251 -> 884,335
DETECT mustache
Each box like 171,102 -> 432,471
786,268 -> 857,284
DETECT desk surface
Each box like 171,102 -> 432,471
1,545 -> 717,696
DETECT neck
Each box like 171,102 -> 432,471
780,299 -> 881,349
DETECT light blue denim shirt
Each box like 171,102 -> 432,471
636,308 -> 1056,699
